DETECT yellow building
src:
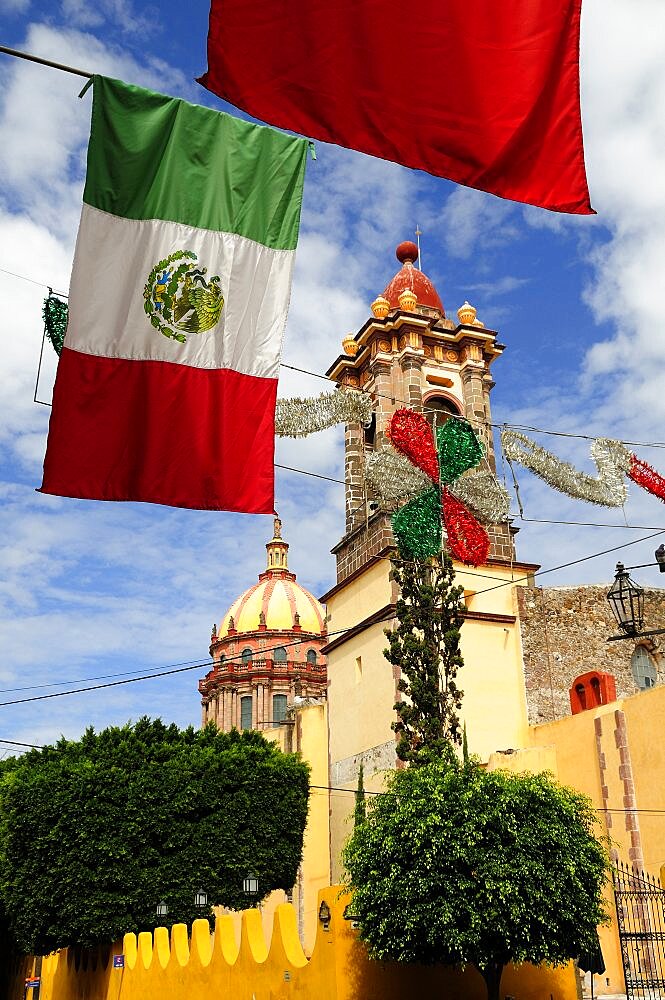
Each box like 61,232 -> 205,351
198,241 -> 665,997
321,241 -> 539,875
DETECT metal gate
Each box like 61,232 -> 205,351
613,862 -> 665,998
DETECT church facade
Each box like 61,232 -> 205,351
199,242 -> 665,994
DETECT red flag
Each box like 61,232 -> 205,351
199,0 -> 592,214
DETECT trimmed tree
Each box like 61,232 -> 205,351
343,759 -> 609,1000
384,552 -> 465,762
0,718 -> 309,954
354,762 -> 366,829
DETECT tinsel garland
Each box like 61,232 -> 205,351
501,430 -> 630,507
365,448 -> 431,503
275,389 -> 372,437
628,455 -> 665,503
387,409 -> 439,482
442,488 -> 490,566
391,487 -> 443,560
436,419 -> 484,485
42,295 -> 68,356
449,470 -> 511,524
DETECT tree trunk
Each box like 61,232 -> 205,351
480,961 -> 504,1000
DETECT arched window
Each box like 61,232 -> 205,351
631,646 -> 657,690
273,647 -> 287,663
273,694 -> 288,726
240,695 -> 253,729
306,649 -> 317,666
424,395 -> 463,436
241,647 -> 252,664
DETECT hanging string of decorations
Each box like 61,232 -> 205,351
275,388 -> 372,437
500,430 -> 630,507
42,294 -> 68,356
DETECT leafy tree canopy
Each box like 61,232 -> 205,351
0,718 -> 309,954
343,759 -> 609,1000
385,553 -> 465,763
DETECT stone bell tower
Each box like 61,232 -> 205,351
326,240 -> 516,584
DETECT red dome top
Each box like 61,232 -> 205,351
381,242 -> 444,314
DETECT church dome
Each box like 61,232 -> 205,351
218,518 -> 326,637
381,240 -> 444,315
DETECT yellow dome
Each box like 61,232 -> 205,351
218,517 -> 326,637
220,576 -> 325,636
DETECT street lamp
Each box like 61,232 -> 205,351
606,562 -> 644,637
194,888 -> 208,910
156,901 -> 169,920
656,544 -> 665,572
243,875 -> 259,905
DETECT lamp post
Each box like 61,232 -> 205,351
243,875 -> 259,907
156,901 -> 169,920
194,888 -> 208,911
606,551 -> 665,642
607,563 -> 644,638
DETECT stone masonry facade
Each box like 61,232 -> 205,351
518,583 -> 665,724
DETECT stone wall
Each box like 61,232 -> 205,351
518,583 -> 665,724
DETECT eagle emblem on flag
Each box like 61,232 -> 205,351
143,250 -> 224,344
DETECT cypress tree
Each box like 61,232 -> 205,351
354,762 -> 366,828
384,552 -> 465,764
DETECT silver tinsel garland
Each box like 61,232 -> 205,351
501,430 -> 631,507
365,449 -> 432,503
275,389 -> 372,437
449,470 -> 511,524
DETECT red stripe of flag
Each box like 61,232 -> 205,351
40,348 -> 276,513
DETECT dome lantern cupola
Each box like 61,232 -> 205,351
266,515 -> 290,574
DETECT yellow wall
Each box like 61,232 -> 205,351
23,887 -> 579,1000
325,557 -> 535,875
525,684 -> 665,995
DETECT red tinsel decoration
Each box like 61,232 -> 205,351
628,454 -> 665,503
441,488 -> 490,566
388,409 -> 439,483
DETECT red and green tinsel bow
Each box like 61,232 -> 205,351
388,409 -> 490,566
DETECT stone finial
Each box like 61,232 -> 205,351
342,335 -> 359,356
457,300 -> 477,326
273,515 -> 282,539
371,295 -> 390,318
398,287 -> 418,312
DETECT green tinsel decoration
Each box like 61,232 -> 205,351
391,486 -> 442,560
436,419 -> 484,485
42,295 -> 69,356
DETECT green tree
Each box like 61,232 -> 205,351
384,553 -> 465,763
343,760 -> 609,1000
0,718 -> 309,954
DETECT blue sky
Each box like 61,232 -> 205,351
0,0 -> 664,752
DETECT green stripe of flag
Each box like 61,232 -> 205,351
83,76 -> 308,250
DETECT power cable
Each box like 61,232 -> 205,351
1,527 -> 663,706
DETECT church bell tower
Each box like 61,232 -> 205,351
326,240 -> 516,583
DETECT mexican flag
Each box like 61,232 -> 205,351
40,76 -> 309,513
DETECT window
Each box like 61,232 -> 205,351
424,395 -> 462,436
240,695 -> 253,729
306,649 -> 317,666
273,694 -> 287,726
274,646 -> 287,663
631,646 -> 657,690
241,647 -> 252,664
